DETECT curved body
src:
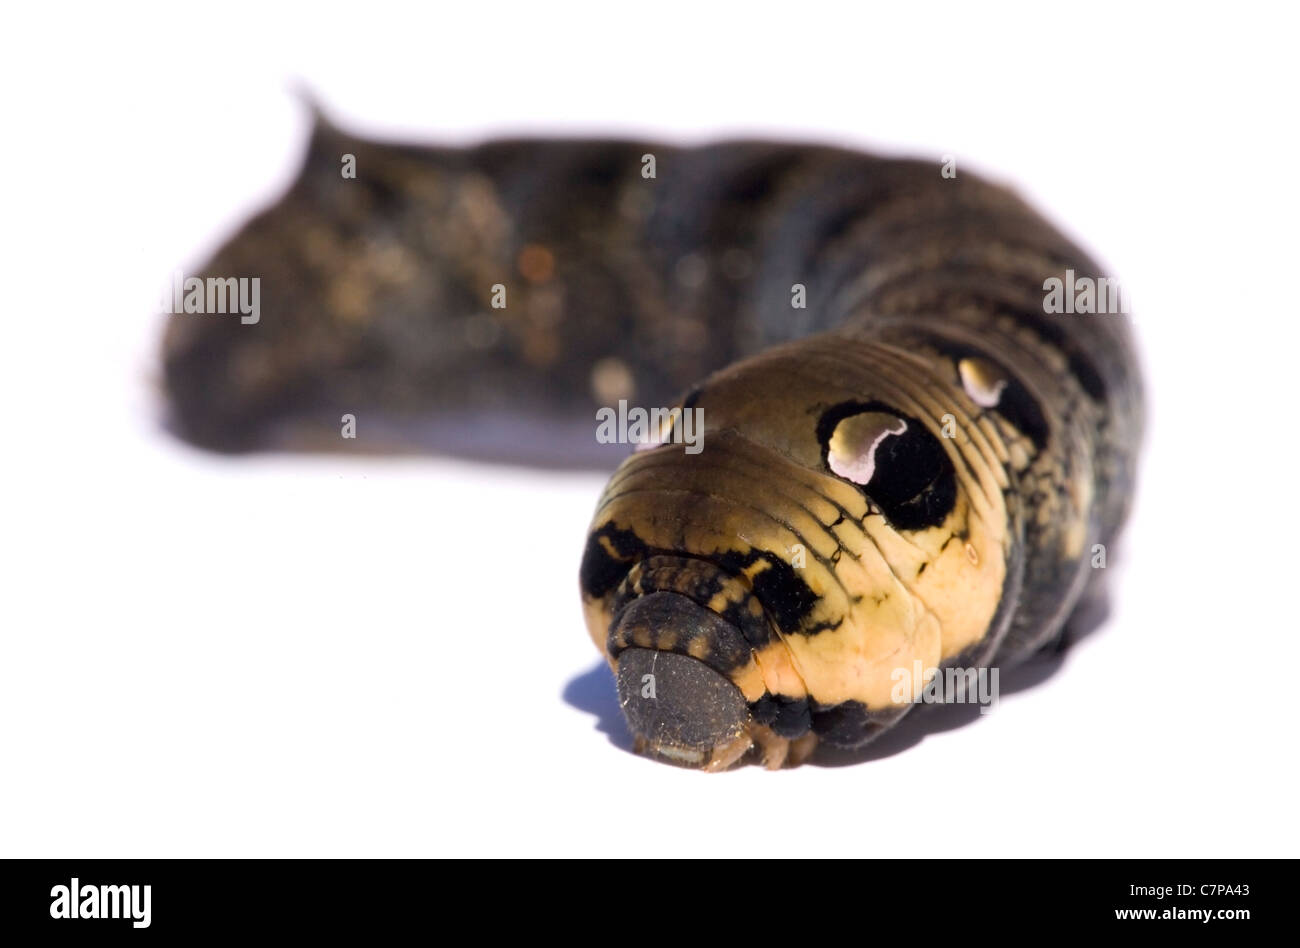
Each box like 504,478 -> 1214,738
163,116 -> 1143,769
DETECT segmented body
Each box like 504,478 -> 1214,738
163,115 -> 1143,768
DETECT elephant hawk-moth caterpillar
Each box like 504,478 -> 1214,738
162,112 -> 1143,771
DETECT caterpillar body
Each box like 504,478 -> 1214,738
163,113 -> 1143,771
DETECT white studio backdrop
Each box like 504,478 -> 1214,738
1,2 -> 1296,857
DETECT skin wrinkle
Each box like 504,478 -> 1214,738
813,390 -> 1007,659
833,240 -> 1081,322
874,368 -> 1006,531
832,514 -> 936,629
800,343 -> 1003,525
596,488 -> 817,566
866,340 -> 1014,484
856,242 -> 1081,303
863,523 -> 945,639
600,445 -> 854,575
599,479 -> 899,671
767,635 -> 812,703
600,452 -> 896,624
606,443 -> 845,540
873,371 -> 1010,534
934,320 -> 1098,567
724,436 -> 875,528
677,441 -> 852,553
597,490 -> 858,628
595,417 -> 963,702
829,342 -> 1007,516
946,334 -> 1065,465
695,443 -> 934,612
722,435 -> 874,520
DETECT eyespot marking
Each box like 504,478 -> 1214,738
817,401 -> 958,531
826,411 -> 908,485
958,357 -> 1008,408
929,342 -> 1050,450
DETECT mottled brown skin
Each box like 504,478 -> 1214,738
162,111 -> 1143,769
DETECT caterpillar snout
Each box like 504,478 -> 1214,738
601,553 -> 768,770
617,649 -> 749,768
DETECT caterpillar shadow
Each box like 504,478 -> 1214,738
562,660 -> 636,752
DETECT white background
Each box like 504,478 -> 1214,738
2,2 -> 1297,857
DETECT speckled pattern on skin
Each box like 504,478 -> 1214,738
163,111 -> 1143,771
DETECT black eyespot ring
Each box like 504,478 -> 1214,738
816,400 -> 957,530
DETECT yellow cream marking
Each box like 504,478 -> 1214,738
958,356 -> 1009,408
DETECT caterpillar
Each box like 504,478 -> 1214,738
162,111 -> 1143,771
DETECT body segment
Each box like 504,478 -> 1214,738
162,116 -> 1143,769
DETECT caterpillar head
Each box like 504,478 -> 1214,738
591,554 -> 778,770
580,333 -> 1015,769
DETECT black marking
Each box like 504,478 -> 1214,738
816,401 -> 958,531
928,340 -> 1050,450
871,280 -> 1110,403
749,694 -> 813,738
992,377 -> 1051,451
579,523 -> 649,599
712,548 -> 819,634
1028,312 -> 1108,402
811,699 -> 911,749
